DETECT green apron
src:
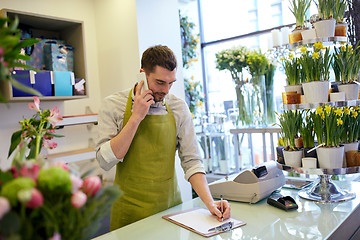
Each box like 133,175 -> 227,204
110,90 -> 182,230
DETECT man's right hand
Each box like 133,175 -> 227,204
132,80 -> 155,123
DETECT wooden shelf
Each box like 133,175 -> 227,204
0,8 -> 88,101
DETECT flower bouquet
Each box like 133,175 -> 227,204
0,97 -> 122,240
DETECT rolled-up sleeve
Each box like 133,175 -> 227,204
169,96 -> 205,181
96,91 -> 127,171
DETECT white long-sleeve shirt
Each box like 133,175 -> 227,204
95,88 -> 205,181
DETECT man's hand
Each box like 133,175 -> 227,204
132,80 -> 155,123
208,200 -> 231,222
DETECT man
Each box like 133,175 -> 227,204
96,45 -> 230,230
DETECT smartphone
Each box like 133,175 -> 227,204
136,72 -> 149,94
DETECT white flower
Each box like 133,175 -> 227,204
229,62 -> 234,66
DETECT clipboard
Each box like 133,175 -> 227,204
162,207 -> 246,237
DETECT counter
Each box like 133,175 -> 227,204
93,181 -> 360,240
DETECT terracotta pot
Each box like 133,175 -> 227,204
335,22 -> 347,37
289,29 -> 303,44
346,150 -> 360,167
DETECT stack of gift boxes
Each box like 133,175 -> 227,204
12,39 -> 85,97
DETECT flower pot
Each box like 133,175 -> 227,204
283,149 -> 302,167
346,150 -> 360,167
335,22 -> 347,37
301,28 -> 316,41
338,83 -> 360,100
303,147 -> 318,159
289,29 -> 303,44
329,92 -> 345,102
343,142 -> 359,167
313,19 -> 336,38
316,146 -> 344,169
284,84 -> 302,94
302,81 -> 330,104
286,92 -> 301,104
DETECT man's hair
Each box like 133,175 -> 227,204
141,45 -> 177,73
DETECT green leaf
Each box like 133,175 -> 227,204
8,130 -> 22,158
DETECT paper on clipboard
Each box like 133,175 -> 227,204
163,208 -> 246,237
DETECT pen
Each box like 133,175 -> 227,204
220,194 -> 223,222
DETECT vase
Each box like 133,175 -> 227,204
313,19 -> 336,38
284,84 -> 302,94
316,146 -> 344,169
235,82 -> 253,126
343,142 -> 359,167
335,22 -> 347,37
251,75 -> 267,125
283,149 -> 303,167
338,83 -> 360,100
265,65 -> 276,125
302,81 -> 329,104
301,28 -> 316,41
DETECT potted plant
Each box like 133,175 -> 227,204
281,53 -> 302,104
333,0 -> 348,37
288,0 -> 312,43
333,44 -> 360,100
313,0 -> 337,38
277,110 -> 303,167
215,46 -> 250,125
300,110 -> 316,158
0,16 -> 41,103
311,105 -> 345,169
298,43 -> 332,103
340,107 -> 360,166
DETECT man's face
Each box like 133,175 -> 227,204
146,66 -> 176,102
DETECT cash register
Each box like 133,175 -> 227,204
209,161 -> 285,203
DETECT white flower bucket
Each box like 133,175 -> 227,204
301,28 -> 316,41
314,19 -> 336,38
329,92 -> 345,102
342,142 -> 359,167
283,149 -> 303,167
302,81 -> 329,104
316,146 -> 344,169
338,83 -> 360,100
284,84 -> 302,94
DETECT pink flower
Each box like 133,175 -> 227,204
51,162 -> 69,171
47,107 -> 63,127
0,47 -> 4,56
19,163 -> 40,181
28,96 -> 40,112
70,175 -> 83,194
71,191 -> 87,208
82,175 -> 101,196
43,140 -> 58,149
26,188 -> 43,208
0,197 -> 10,220
49,232 -> 61,240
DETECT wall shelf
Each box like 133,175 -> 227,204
283,100 -> 360,110
0,8 -> 88,101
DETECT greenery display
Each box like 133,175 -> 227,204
184,77 -> 204,118
340,106 -> 360,143
281,53 -> 302,85
332,44 -> 360,84
276,110 -> 302,151
0,16 -> 40,103
0,97 -> 121,239
334,0 -> 348,23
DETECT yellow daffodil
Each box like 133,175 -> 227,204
289,53 -> 294,60
344,107 -> 351,115
314,42 -> 325,50
341,46 -> 346,51
191,113 -> 194,119
321,113 -> 325,119
324,104 -> 332,114
300,46 -> 307,54
280,57 -> 284,61
334,108 -> 343,116
312,52 -> 320,59
337,118 -> 343,126
316,105 -> 323,115
191,76 -> 194,80
196,101 -> 203,107
353,106 -> 359,111
351,111 -> 358,118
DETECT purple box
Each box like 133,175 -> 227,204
33,71 -> 53,96
11,70 -> 34,97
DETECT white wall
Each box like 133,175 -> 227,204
0,0 -> 102,169
136,0 -> 191,202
